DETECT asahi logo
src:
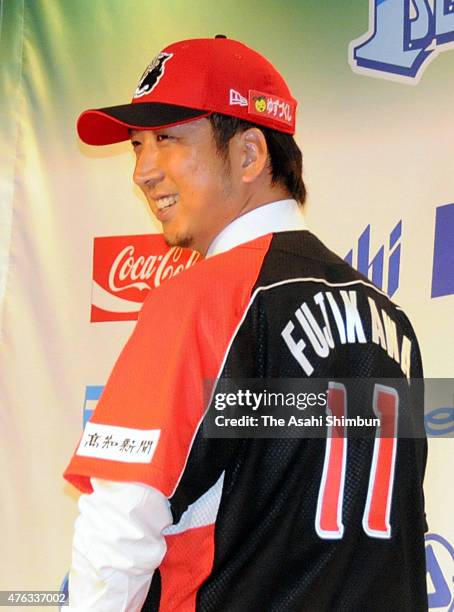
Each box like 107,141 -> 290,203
91,234 -> 201,322
345,220 -> 402,297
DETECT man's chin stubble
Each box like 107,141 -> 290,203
163,232 -> 194,250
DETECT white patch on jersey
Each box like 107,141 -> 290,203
229,89 -> 248,106
77,422 -> 160,463
164,472 -> 225,534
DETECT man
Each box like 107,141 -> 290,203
64,37 -> 428,611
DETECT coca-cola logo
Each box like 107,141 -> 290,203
91,234 -> 201,322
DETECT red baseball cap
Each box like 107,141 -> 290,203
77,36 -> 297,145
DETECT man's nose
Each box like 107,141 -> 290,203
133,143 -> 164,188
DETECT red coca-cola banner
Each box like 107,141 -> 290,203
91,234 -> 201,322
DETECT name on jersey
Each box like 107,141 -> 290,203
281,289 -> 411,378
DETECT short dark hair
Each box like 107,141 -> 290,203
208,113 -> 306,205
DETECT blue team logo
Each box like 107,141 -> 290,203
349,0 -> 454,82
431,203 -> 454,298
83,385 -> 104,427
426,533 -> 454,611
345,220 -> 401,296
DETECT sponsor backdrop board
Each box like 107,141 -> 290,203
0,0 -> 453,608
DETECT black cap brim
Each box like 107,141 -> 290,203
77,102 -> 209,145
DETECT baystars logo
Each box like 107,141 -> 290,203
349,0 -> 454,83
134,52 -> 173,98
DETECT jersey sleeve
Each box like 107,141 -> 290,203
63,236 -> 272,497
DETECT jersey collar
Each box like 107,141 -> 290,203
206,199 -> 307,258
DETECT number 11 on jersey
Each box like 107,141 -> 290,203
315,382 -> 399,540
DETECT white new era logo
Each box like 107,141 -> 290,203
229,89 -> 248,106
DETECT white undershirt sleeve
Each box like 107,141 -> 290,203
68,477 -> 173,611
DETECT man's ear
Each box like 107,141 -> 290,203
236,128 -> 269,183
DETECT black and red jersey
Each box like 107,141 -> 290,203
65,231 -> 428,611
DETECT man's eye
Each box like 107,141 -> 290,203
156,134 -> 172,142
131,140 -> 141,148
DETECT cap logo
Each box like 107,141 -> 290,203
248,89 -> 294,128
229,89 -> 248,107
134,52 -> 173,99
253,96 -> 267,113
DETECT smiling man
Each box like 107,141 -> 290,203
64,37 -> 428,611
129,119 -> 280,254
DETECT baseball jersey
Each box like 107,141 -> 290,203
64,228 -> 428,612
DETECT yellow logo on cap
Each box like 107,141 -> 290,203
254,96 -> 267,113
